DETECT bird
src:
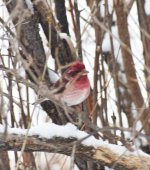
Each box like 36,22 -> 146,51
53,60 -> 90,106
34,61 -> 90,107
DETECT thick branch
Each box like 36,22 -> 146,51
0,133 -> 150,170
33,0 -> 75,65
54,0 -> 69,34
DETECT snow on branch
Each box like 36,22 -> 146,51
0,123 -> 150,170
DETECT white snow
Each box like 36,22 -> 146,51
144,0 -> 150,15
51,164 -> 61,170
0,123 -> 149,158
0,124 -> 26,135
48,68 -> 59,83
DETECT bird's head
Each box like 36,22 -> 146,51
65,61 -> 88,78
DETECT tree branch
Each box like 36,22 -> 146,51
54,0 -> 69,34
0,133 -> 150,170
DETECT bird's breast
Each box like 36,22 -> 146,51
60,76 -> 90,106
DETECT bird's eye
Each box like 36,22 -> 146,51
69,70 -> 79,76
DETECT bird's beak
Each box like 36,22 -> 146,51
82,69 -> 89,75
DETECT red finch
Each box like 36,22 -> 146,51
53,61 -> 90,106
